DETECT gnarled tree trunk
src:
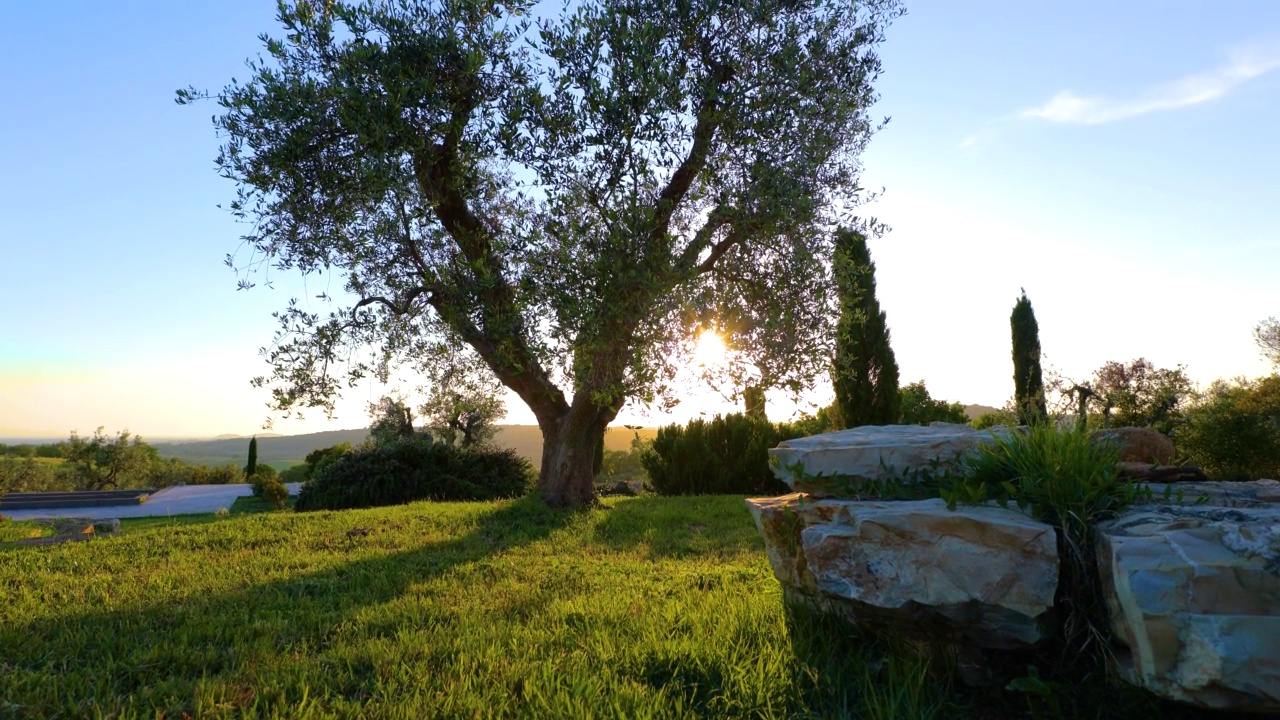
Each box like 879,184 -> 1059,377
538,409 -> 608,508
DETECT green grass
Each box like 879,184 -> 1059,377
0,496 -> 962,719
0,496 -> 1213,719
0,520 -> 54,543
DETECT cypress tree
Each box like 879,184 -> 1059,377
743,385 -> 767,421
832,228 -> 900,428
246,436 -> 259,478
1011,289 -> 1048,425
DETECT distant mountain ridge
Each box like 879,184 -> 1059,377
154,425 -> 658,469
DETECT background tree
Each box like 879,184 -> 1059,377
1090,358 -> 1192,435
1010,290 -> 1048,425
185,0 -> 899,507
1179,375 -> 1280,480
897,381 -> 968,426
63,428 -> 158,491
419,356 -> 508,449
245,436 -> 259,478
832,227 -> 900,428
368,394 -> 419,446
1254,316 -> 1280,367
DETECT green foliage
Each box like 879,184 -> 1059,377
259,477 -> 289,510
1177,375 -> 1280,480
63,428 -> 160,491
832,228 -> 901,428
295,438 -> 533,511
278,463 -> 310,484
970,410 -> 1017,430
186,0 -> 902,506
0,495 -> 1196,718
245,436 -> 258,478
147,460 -> 244,487
0,443 -> 64,459
301,443 -> 352,482
1010,290 -> 1048,426
898,381 -> 968,426
945,425 -> 1134,675
248,465 -> 281,499
1255,316 -> 1280,367
640,413 -> 803,495
0,456 -> 75,494
1089,358 -> 1192,435
367,395 -> 420,447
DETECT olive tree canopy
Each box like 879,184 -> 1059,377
183,0 -> 900,507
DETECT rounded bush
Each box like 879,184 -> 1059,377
294,438 -> 533,511
640,413 -> 803,495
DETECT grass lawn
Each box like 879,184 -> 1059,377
0,496 -> 1203,719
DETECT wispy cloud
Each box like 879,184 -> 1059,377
1022,42 -> 1280,124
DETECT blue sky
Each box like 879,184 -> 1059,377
1,1 -> 1277,438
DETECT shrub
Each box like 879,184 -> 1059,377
259,478 -> 289,510
945,425 -> 1132,674
249,467 -> 280,498
302,443 -> 352,481
640,413 -> 805,495
294,437 -> 533,511
970,410 -> 1017,430
1177,375 -> 1280,480
278,463 -> 309,484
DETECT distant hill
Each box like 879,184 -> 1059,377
963,404 -> 1004,420
155,425 -> 658,469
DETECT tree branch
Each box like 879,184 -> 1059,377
646,60 -> 734,249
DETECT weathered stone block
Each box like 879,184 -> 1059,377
1097,483 -> 1280,713
747,494 -> 1059,650
768,424 -> 1021,496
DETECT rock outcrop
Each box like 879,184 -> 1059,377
768,423 -> 1021,496
1096,480 -> 1280,713
747,493 -> 1059,649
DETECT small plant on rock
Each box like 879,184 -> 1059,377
946,424 -> 1134,677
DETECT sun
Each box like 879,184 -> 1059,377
692,330 -> 728,368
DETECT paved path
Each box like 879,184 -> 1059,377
0,483 -> 302,521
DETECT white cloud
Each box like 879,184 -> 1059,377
1022,42 -> 1280,124
958,135 -> 979,149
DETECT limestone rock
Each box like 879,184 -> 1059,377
747,494 -> 1059,649
92,518 -> 121,534
1097,481 -> 1280,713
1092,427 -> 1175,465
50,518 -> 95,536
768,424 -> 1022,496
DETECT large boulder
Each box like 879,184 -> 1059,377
1096,480 -> 1280,713
768,424 -> 1022,496
1092,427 -> 1175,465
747,493 -> 1059,650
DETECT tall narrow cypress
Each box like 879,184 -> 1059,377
832,228 -> 900,428
246,436 -> 259,478
1011,289 -> 1048,425
743,385 -> 767,421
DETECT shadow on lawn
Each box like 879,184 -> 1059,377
591,494 -> 766,560
0,496 -> 578,710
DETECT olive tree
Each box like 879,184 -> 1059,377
183,0 -> 900,507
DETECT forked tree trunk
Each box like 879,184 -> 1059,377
538,415 -> 607,508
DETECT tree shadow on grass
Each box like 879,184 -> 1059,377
590,494 -> 767,561
0,495 -> 578,716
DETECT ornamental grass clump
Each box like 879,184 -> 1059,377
947,424 -> 1137,675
